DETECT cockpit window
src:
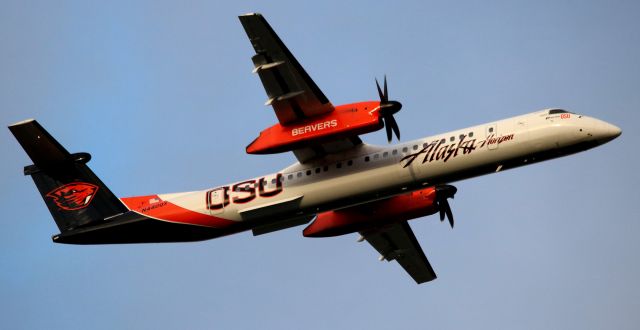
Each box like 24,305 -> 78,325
548,109 -> 574,115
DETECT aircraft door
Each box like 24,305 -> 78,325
486,123 -> 498,150
205,187 -> 228,215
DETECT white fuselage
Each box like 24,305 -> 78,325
156,109 -> 621,230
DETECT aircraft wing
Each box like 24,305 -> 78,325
360,221 -> 437,284
239,13 -> 334,125
239,13 -> 362,162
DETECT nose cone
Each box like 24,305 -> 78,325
595,121 -> 622,144
607,123 -> 622,138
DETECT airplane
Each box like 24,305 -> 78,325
9,13 -> 621,284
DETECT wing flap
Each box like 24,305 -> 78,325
361,221 -> 437,284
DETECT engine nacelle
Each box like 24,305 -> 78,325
246,101 -> 383,154
303,187 -> 439,238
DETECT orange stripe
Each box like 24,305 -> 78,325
121,195 -> 236,228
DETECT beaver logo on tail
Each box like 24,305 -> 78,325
46,183 -> 99,211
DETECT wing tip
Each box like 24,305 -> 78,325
240,12 -> 261,17
8,118 -> 36,128
414,277 -> 437,284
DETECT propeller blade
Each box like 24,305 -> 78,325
444,199 -> 454,228
435,185 -> 457,228
383,75 -> 388,102
384,117 -> 393,142
374,76 -> 402,142
387,114 -> 401,141
375,78 -> 385,102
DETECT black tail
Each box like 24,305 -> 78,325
9,119 -> 128,232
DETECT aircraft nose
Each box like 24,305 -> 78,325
607,123 -> 622,138
602,122 -> 621,139
594,121 -> 622,144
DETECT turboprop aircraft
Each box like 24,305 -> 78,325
9,13 -> 621,284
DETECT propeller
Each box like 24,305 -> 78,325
375,76 -> 402,142
435,185 -> 457,228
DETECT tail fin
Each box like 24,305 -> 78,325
9,119 -> 128,232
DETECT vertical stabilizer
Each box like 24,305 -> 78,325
9,120 -> 128,232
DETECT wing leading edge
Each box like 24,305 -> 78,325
361,221 -> 437,284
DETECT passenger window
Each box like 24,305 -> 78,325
489,127 -> 494,133
469,132 -> 474,137
297,172 -> 303,178
315,168 -> 321,173
374,154 -> 379,160
402,147 -> 408,153
336,162 -> 342,169
459,134 -> 465,140
450,136 -> 455,142
323,166 -> 329,172
413,145 -> 418,150
279,176 -> 284,182
288,174 -> 293,180
383,152 -> 388,158
347,160 -> 353,166
392,149 -> 398,155
271,179 -> 276,184
306,170 -> 311,176
440,139 -> 445,144
365,156 -> 370,162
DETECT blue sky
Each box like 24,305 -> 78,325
1,1 -> 638,329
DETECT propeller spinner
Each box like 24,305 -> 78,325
375,76 -> 402,143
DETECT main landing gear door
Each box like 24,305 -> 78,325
486,123 -> 498,150
205,187 -> 227,215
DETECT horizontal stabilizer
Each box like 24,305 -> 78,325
9,119 -> 72,168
